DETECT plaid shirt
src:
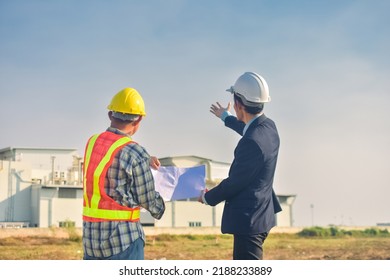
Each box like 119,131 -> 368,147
83,127 -> 165,258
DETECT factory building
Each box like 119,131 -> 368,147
0,147 -> 295,228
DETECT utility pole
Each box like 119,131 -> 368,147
77,156 -> 83,185
310,204 -> 314,226
51,156 -> 56,184
6,158 -> 13,222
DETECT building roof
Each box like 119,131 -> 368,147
0,147 -> 78,153
159,155 -> 231,165
40,184 -> 82,189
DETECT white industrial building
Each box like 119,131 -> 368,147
0,147 -> 295,229
0,147 -> 83,228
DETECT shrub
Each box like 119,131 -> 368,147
298,227 -> 390,238
298,227 -> 332,237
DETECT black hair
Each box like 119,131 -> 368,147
111,116 -> 134,124
233,94 -> 264,115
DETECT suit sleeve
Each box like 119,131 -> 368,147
205,138 -> 262,206
272,189 -> 282,213
225,115 -> 245,136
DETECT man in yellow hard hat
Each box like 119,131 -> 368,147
82,88 -> 165,260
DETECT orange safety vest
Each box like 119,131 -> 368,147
82,131 -> 140,222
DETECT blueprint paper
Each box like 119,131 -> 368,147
151,165 -> 206,201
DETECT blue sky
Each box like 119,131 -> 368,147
1,0 -> 389,227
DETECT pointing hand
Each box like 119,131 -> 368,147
210,102 -> 231,118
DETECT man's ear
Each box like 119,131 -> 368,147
134,116 -> 143,125
108,111 -> 113,120
235,101 -> 243,111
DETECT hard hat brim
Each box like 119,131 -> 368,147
226,87 -> 234,93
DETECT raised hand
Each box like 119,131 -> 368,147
210,102 -> 231,118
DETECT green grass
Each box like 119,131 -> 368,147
0,227 -> 389,260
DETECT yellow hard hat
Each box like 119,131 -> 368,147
107,88 -> 146,116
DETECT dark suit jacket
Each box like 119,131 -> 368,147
205,114 -> 282,235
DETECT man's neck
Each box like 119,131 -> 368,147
242,112 -> 262,124
110,124 -> 134,136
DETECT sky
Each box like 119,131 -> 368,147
1,0 -> 389,227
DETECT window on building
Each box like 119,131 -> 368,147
59,221 -> 75,228
31,178 -> 42,184
58,188 -> 77,199
189,221 -> 202,227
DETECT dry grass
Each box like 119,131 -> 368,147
0,232 -> 389,260
264,234 -> 390,260
0,236 -> 83,260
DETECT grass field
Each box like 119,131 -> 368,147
0,227 -> 389,260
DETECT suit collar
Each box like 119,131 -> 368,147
244,114 -> 267,135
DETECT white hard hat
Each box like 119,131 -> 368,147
226,72 -> 270,106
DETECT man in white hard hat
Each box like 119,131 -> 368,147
199,72 -> 282,260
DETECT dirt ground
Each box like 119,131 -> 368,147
0,226 -> 302,238
1,226 -> 389,260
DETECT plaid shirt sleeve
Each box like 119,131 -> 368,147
119,143 -> 165,220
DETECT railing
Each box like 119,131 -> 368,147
0,222 -> 30,228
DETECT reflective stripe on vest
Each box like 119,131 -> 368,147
82,131 -> 140,222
